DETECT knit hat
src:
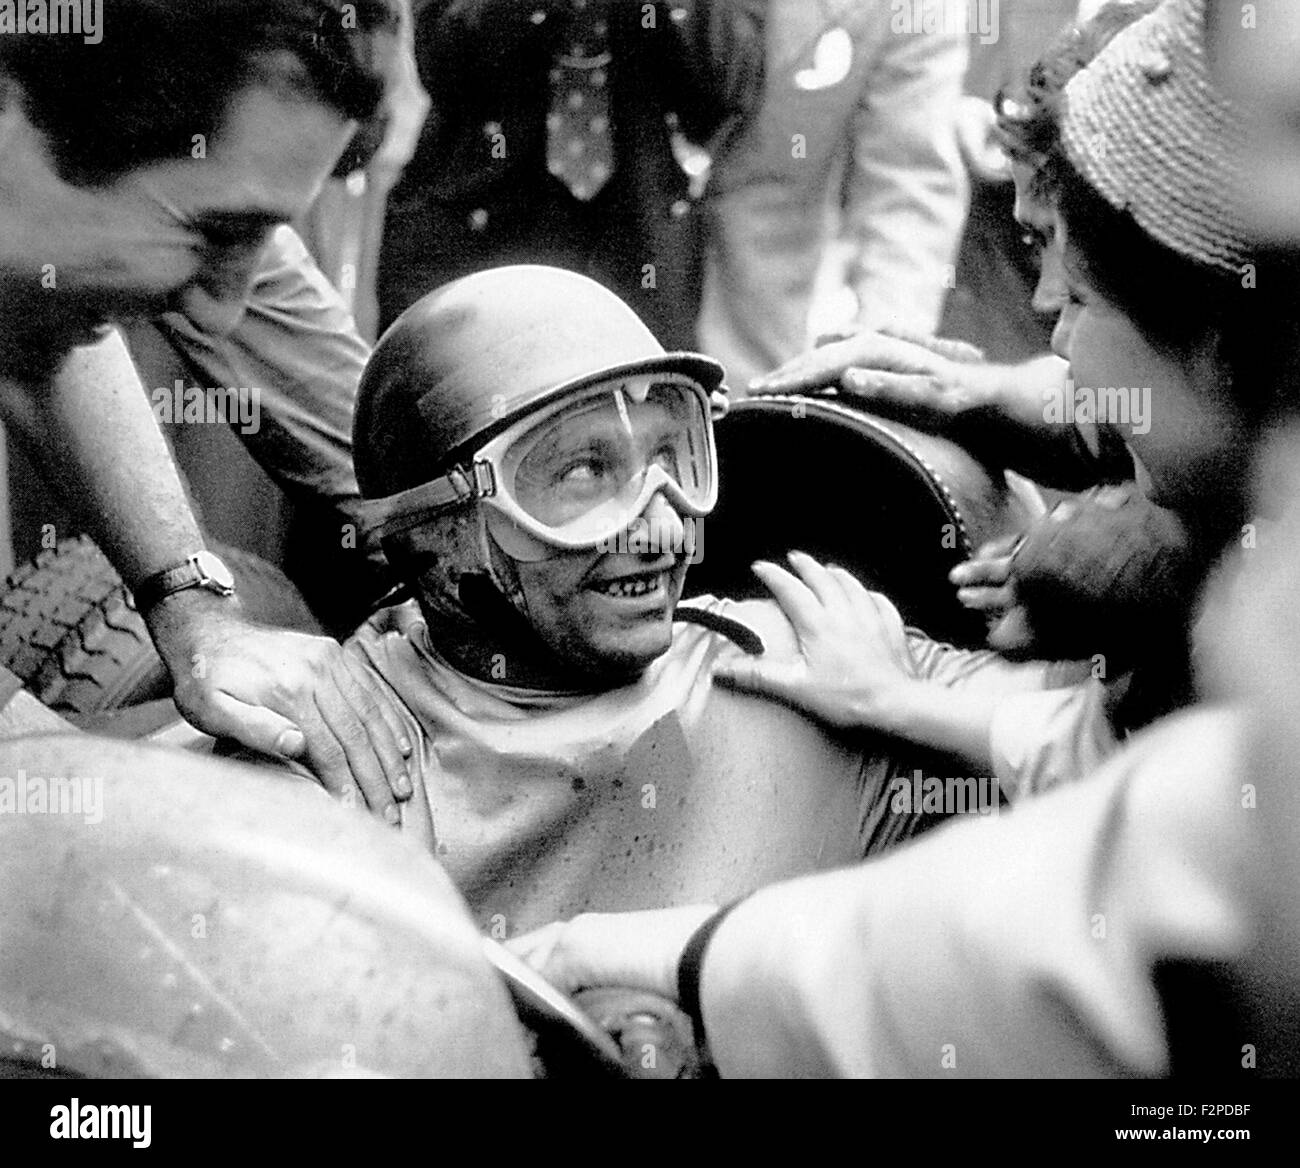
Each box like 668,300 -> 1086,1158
1061,0 -> 1252,275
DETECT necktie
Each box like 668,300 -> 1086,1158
546,0 -> 614,201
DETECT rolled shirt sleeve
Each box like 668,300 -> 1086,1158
989,680 -> 1119,801
146,226 -> 368,520
908,630 -> 1113,801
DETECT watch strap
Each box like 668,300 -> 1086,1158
132,554 -> 234,613
677,899 -> 744,1053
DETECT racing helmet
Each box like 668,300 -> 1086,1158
355,264 -> 725,499
354,265 -> 727,612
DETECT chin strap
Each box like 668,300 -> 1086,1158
477,508 -> 536,619
458,571 -> 547,651
364,580 -> 416,616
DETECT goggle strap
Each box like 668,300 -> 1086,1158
360,374 -> 722,546
358,465 -> 485,541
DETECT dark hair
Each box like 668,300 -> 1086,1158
993,1 -> 1297,439
0,0 -> 395,185
1054,164 -> 1233,349
995,0 -> 1288,424
995,0 -> 1161,201
1055,160 -> 1297,432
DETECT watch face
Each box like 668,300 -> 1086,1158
194,551 -> 236,593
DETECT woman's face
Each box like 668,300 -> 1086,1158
1050,215 -> 1249,517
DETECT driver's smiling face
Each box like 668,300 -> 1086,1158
507,392 -> 694,682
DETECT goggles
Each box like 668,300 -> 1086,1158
362,373 -> 722,553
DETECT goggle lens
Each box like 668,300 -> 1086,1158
498,379 -> 712,541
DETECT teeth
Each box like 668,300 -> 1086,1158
602,574 -> 660,598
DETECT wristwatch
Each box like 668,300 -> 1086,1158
131,550 -> 237,613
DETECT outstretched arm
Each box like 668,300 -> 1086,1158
709,551 -> 1002,771
509,708 -> 1246,1077
0,330 -> 412,820
749,333 -> 1125,491
3,329 -> 206,587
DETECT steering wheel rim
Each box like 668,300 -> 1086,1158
482,939 -> 631,1077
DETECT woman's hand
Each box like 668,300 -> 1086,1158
747,330 -> 991,427
506,905 -> 718,999
712,551 -> 917,732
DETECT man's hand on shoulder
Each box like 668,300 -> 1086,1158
145,591 -> 414,823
